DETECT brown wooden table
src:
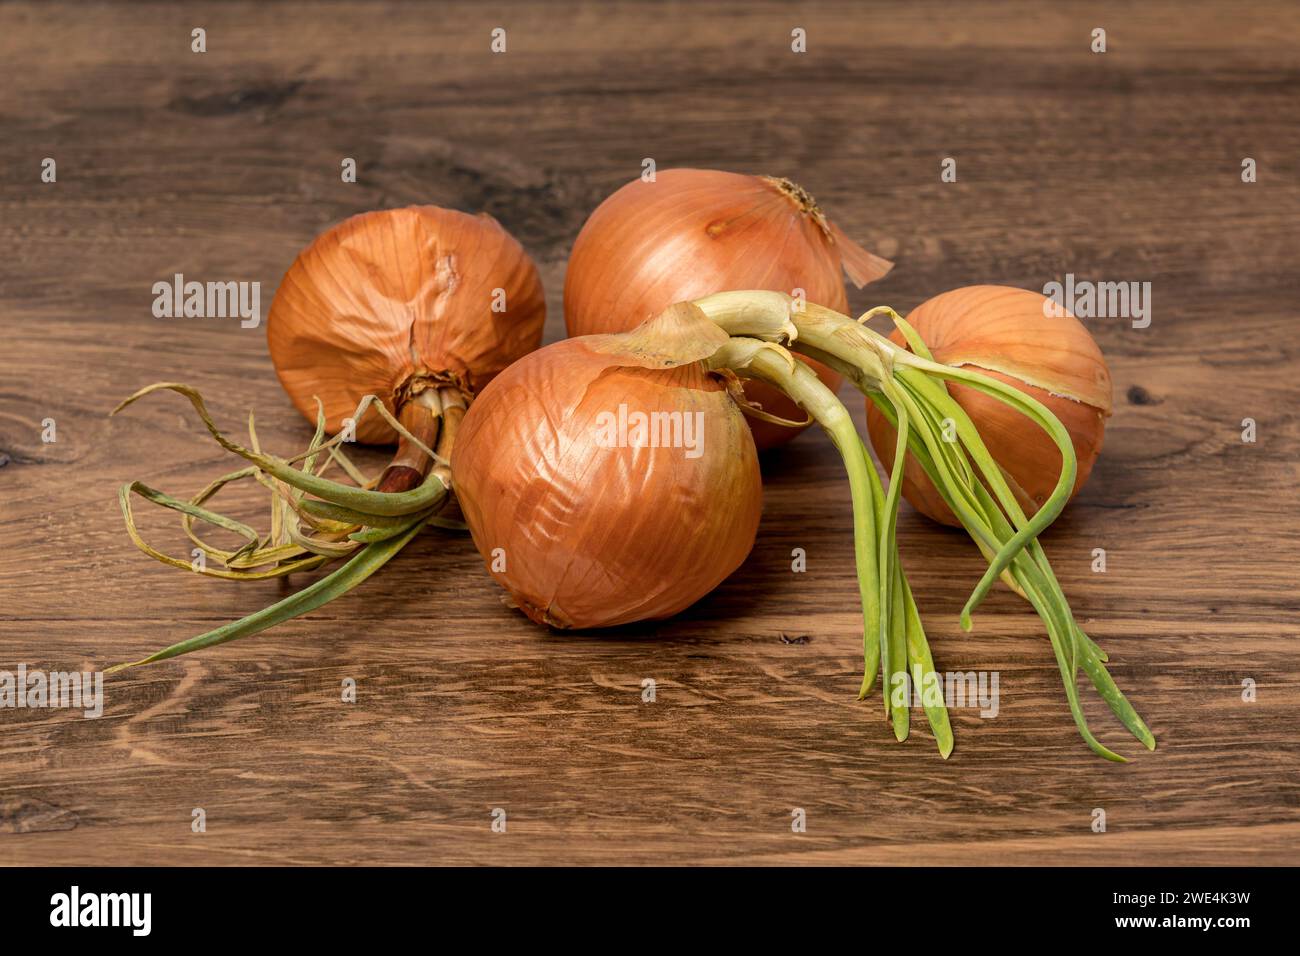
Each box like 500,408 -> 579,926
2,1 -> 1297,865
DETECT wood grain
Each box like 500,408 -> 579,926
1,0 -> 1298,865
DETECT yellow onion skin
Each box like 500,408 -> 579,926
866,285 -> 1112,527
564,168 -> 891,450
268,206 -> 545,443
452,334 -> 762,629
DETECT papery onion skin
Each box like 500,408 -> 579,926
268,206 -> 545,444
452,320 -> 762,629
564,168 -> 892,449
866,285 -> 1111,527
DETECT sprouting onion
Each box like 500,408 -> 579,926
107,206 -> 541,670
695,290 -> 1153,760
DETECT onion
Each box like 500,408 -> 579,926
268,206 -> 545,491
564,168 -> 893,449
866,286 -> 1111,526
697,290 -> 1150,760
110,206 -> 545,667
452,304 -> 762,628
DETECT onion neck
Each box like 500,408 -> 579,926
376,388 -> 456,493
431,387 -> 464,486
692,290 -> 901,382
761,175 -> 832,240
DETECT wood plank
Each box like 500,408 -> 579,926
1,0 -> 1297,866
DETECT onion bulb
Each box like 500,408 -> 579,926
268,205 -> 545,487
453,303 -> 762,628
866,285 -> 1112,526
564,168 -> 892,449
108,206 -> 546,669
